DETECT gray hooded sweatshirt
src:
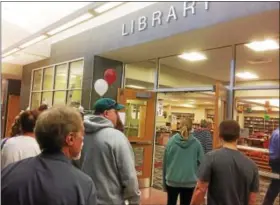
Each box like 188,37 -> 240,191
81,115 -> 140,205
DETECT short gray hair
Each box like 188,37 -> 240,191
35,106 -> 82,152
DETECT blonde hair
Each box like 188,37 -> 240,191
180,118 -> 193,139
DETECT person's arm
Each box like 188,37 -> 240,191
1,145 -> 20,169
191,181 -> 209,205
86,180 -> 97,205
191,154 -> 212,205
114,133 -> 140,205
197,142 -> 204,166
205,131 -> 213,153
248,165 -> 259,205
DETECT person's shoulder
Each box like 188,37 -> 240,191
70,166 -> 94,184
239,152 -> 258,169
2,156 -> 36,174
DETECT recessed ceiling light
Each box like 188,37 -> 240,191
245,39 -> 279,51
236,72 -> 259,79
178,52 -> 207,62
19,35 -> 48,49
95,2 -> 124,13
2,48 -> 20,58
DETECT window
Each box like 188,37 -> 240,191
235,38 -> 279,87
158,46 -> 232,88
30,59 -> 84,109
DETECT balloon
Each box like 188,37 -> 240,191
94,79 -> 108,96
104,69 -> 117,85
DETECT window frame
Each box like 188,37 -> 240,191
29,58 -> 84,109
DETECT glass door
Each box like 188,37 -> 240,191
213,82 -> 228,148
118,88 -> 156,187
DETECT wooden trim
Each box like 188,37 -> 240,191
5,95 -> 20,137
118,88 -> 156,181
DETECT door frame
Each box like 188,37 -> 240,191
117,88 -> 157,187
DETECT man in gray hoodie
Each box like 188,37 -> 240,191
81,98 -> 140,205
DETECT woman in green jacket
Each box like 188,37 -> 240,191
163,118 -> 204,205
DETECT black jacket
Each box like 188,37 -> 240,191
2,152 -> 97,205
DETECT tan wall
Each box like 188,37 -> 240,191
125,63 -> 216,88
1,63 -> 23,79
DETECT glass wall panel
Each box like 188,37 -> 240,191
125,60 -> 155,90
32,70 -> 42,91
234,89 -> 279,150
53,91 -> 66,105
69,60 -> 83,89
67,90 -> 82,106
55,64 -> 68,89
235,38 -> 279,87
153,92 -> 215,189
30,59 -> 83,108
158,47 -> 232,88
42,92 -> 53,106
43,67 -> 54,90
31,92 -> 41,109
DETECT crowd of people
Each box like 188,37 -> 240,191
1,98 -> 279,205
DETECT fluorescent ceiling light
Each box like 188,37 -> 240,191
2,48 -> 20,57
247,99 -> 279,107
236,72 -> 258,79
245,39 -> 279,51
95,2 -> 123,13
181,104 -> 196,108
126,85 -> 145,89
47,13 -> 93,35
2,55 -> 15,61
178,52 -> 207,62
19,35 -> 47,49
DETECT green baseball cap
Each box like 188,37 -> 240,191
93,98 -> 124,113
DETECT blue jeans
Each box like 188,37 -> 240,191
262,161 -> 280,205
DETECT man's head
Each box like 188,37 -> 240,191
93,98 -> 124,127
35,106 -> 84,160
219,120 -> 240,142
20,110 -> 40,134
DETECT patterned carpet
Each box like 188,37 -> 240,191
151,145 -> 279,205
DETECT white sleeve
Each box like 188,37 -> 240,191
1,145 -> 21,169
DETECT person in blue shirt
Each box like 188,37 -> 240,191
263,127 -> 280,205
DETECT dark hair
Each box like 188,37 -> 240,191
35,106 -> 82,152
9,111 -> 24,137
38,104 -> 48,112
219,120 -> 240,142
19,110 -> 39,133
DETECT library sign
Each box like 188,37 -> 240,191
122,2 -> 210,36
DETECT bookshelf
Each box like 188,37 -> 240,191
244,116 -> 279,135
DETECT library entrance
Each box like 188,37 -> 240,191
117,82 -> 227,188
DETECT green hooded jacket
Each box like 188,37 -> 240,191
163,133 -> 204,189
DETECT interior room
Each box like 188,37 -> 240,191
153,92 -> 215,189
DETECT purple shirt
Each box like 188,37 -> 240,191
269,127 -> 280,160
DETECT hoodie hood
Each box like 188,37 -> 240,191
84,115 -> 114,133
174,133 -> 196,149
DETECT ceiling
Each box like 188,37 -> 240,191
1,2 -> 156,66
102,9 -> 279,83
2,2 -> 91,49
